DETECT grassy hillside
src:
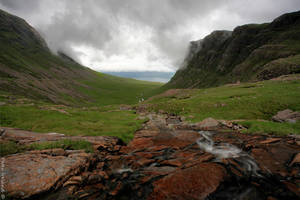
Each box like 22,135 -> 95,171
0,9 -> 162,106
145,75 -> 300,135
78,73 -> 162,105
167,11 -> 300,89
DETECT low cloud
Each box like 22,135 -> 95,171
1,0 -> 300,72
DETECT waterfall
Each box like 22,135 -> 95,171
197,131 -> 260,176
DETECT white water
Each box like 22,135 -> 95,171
197,131 -> 260,175
116,168 -> 133,174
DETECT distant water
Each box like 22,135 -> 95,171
102,71 -> 175,83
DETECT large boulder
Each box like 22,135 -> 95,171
149,163 -> 226,200
272,109 -> 300,123
4,150 -> 92,199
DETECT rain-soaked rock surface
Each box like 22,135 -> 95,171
2,113 -> 300,200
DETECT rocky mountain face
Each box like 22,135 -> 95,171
167,11 -> 300,88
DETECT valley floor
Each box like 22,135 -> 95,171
1,74 -> 300,146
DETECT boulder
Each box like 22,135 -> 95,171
4,151 -> 92,199
166,116 -> 181,124
290,153 -> 300,166
119,104 -> 132,111
194,117 -> 220,130
272,109 -> 300,123
149,163 -> 226,200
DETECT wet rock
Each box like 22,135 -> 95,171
137,158 -> 155,166
284,181 -> 300,197
290,153 -> 300,166
4,111 -> 300,200
160,159 -> 184,167
149,163 -> 226,200
259,138 -> 281,144
166,115 -> 181,124
0,128 -> 5,136
5,151 -> 91,199
251,145 -> 299,175
183,154 -> 215,168
29,148 -> 67,156
142,166 -> 177,180
272,109 -> 300,123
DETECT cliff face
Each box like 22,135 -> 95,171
167,11 -> 300,88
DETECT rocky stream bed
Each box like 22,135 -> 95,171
1,111 -> 300,200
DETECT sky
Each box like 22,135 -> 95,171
0,0 -> 300,82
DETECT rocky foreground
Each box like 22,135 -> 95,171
1,112 -> 300,200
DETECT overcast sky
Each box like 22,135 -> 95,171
0,0 -> 300,74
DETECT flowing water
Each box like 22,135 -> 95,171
196,131 -> 260,176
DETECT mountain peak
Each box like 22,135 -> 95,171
271,10 -> 300,28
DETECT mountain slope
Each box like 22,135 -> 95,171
167,11 -> 300,88
0,9 -> 161,105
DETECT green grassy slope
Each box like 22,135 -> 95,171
0,9 -> 162,106
78,73 -> 162,105
145,75 -> 300,135
0,102 -> 145,143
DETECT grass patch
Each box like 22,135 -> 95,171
0,141 -> 26,156
145,77 -> 300,135
0,105 -> 146,143
239,120 -> 300,136
78,72 -> 163,106
28,139 -> 94,153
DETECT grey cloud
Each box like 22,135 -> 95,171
0,0 -> 40,11
0,0 -> 300,71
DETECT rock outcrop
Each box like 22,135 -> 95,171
5,150 -> 93,199
272,109 -> 300,123
180,30 -> 232,70
2,112 -> 300,200
194,117 -> 221,130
